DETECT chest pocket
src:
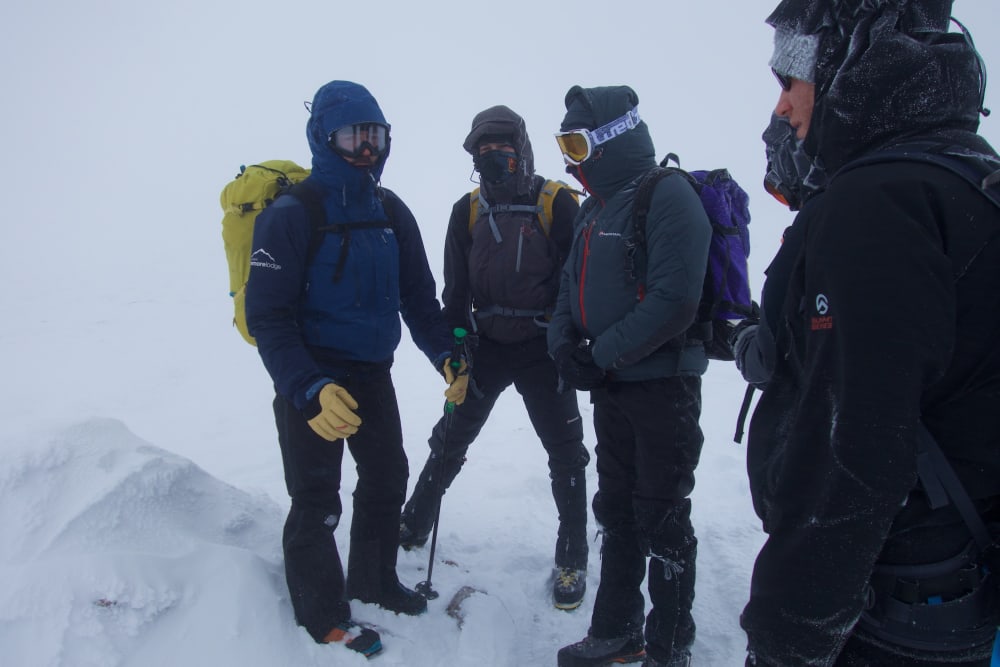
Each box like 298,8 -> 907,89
306,223 -> 399,312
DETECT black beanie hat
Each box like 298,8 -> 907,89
560,85 -> 640,132
561,87 -> 597,131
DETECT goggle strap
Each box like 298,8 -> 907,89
588,106 -> 641,148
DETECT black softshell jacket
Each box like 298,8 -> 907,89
743,159 -> 1000,666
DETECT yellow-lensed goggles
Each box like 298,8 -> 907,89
555,107 -> 641,165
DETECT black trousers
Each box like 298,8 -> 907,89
402,335 -> 591,569
588,376 -> 704,665
274,363 -> 408,642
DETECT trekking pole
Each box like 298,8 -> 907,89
416,327 -> 468,601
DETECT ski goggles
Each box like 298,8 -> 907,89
328,122 -> 390,158
554,106 -> 641,165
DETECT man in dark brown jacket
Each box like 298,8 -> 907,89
400,105 -> 592,611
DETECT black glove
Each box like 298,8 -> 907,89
554,343 -> 606,391
728,300 -> 761,349
732,323 -> 759,376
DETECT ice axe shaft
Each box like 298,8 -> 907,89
417,328 -> 468,601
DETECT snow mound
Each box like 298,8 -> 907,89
0,419 -> 297,667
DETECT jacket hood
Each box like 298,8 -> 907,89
560,85 -> 656,200
464,105 -> 535,199
767,0 -> 985,172
305,80 -> 390,197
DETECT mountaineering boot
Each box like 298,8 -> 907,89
557,633 -> 646,666
346,538 -> 428,615
398,520 -> 429,551
553,567 -> 587,610
360,577 -> 428,615
322,620 -> 382,659
642,652 -> 691,667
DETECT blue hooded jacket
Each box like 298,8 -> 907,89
245,81 -> 452,410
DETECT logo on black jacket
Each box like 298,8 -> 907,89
811,293 -> 832,330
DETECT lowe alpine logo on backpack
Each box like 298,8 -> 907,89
631,154 -> 753,361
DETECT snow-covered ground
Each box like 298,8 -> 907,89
2,1 -> 997,665
0,369 -> 759,666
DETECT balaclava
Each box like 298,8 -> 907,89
463,105 -> 535,202
559,85 -> 656,201
305,80 -> 390,220
762,113 -> 826,211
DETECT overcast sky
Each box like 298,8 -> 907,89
2,0 -> 998,456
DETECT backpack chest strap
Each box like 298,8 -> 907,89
475,190 -> 543,244
314,220 -> 393,283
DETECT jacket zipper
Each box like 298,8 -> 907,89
579,220 -> 595,330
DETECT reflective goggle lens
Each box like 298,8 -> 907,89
555,131 -> 592,165
328,123 -> 389,157
555,107 -> 641,165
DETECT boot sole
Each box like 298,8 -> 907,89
556,651 -> 645,667
554,598 -> 584,611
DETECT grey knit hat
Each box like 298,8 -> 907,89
769,27 -> 819,83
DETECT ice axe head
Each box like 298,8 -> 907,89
415,580 -> 439,600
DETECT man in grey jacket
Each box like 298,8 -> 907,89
549,84 -> 711,667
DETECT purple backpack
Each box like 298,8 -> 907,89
632,155 -> 753,360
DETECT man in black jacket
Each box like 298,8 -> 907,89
399,105 -> 592,610
742,2 -> 1000,666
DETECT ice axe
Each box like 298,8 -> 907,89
415,327 -> 468,601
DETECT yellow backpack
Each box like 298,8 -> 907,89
467,179 -> 578,235
220,160 -> 310,345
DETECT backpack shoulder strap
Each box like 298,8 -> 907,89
632,166 -> 693,257
838,141 -> 1000,210
284,179 -> 327,232
377,187 -> 401,233
467,187 -> 483,233
916,423 -> 994,551
536,179 -> 580,237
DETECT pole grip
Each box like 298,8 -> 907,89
445,328 -> 468,413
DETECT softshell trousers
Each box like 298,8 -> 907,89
588,375 -> 704,665
274,364 -> 408,642
402,336 -> 590,569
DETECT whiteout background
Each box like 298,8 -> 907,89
1,1 -> 998,665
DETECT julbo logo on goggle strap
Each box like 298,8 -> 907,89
555,107 -> 641,165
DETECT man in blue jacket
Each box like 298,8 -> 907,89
245,80 -> 467,658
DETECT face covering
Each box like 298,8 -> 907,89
762,114 -> 825,210
474,150 -> 518,185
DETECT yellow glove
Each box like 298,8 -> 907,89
443,358 -> 469,406
307,383 -> 362,441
